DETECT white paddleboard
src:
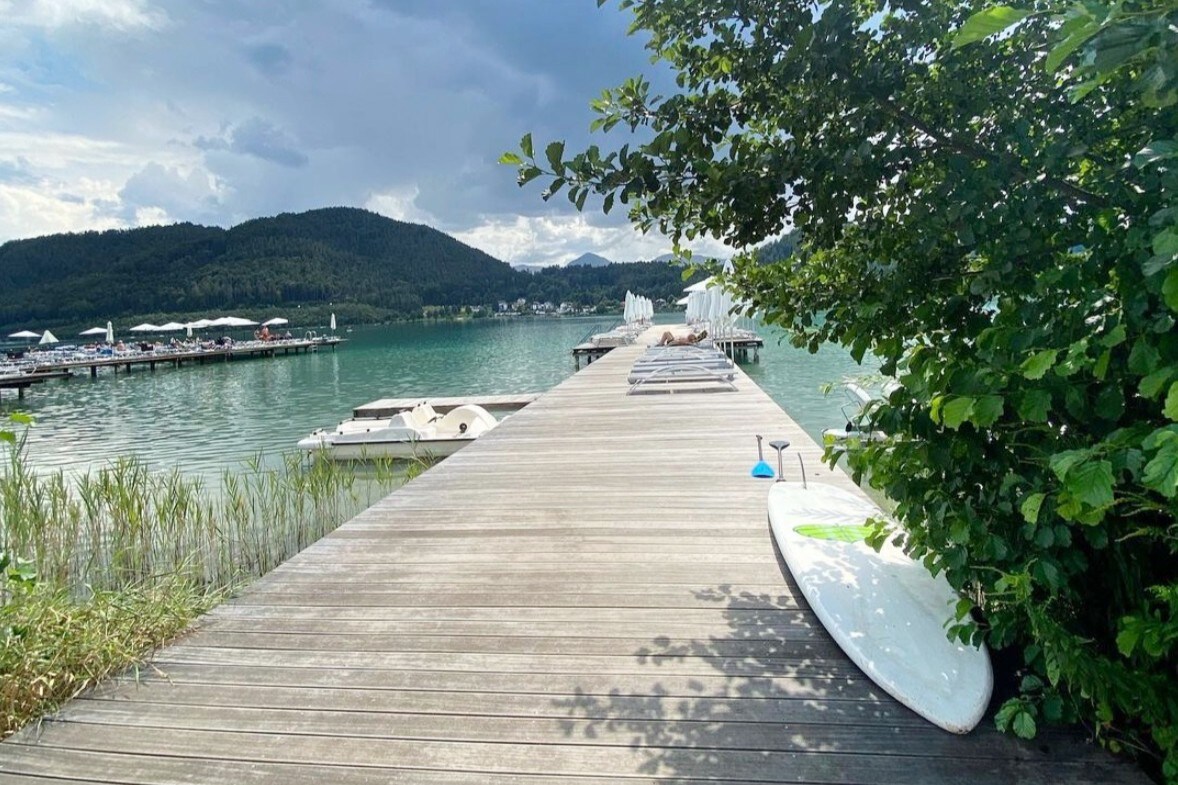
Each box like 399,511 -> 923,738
767,481 -> 993,733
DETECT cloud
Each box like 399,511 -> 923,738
118,161 -> 224,222
0,2 -> 739,263
195,117 -> 308,168
453,213 -> 731,267
1,0 -> 165,31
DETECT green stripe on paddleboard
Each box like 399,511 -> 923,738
794,524 -> 873,542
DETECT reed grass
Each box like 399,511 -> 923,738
0,433 -> 415,736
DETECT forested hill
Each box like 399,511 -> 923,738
0,207 -> 525,327
0,207 -> 703,330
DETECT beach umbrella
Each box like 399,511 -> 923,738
39,330 -> 59,345
185,319 -> 214,329
222,316 -> 258,327
158,322 -> 187,331
330,313 -> 336,332
106,321 -> 114,344
129,323 -> 161,333
261,317 -> 288,326
8,330 -> 40,340
79,327 -> 108,336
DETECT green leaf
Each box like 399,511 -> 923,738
1116,623 -> 1141,657
1133,139 -> 1178,169
1167,382 -> 1178,421
1154,229 -> 1178,258
953,6 -> 1032,49
941,396 -> 975,429
1164,269 -> 1178,312
1017,390 -> 1052,422
969,394 -> 1004,427
1140,366 -> 1174,399
1050,450 -> 1087,482
0,431 -> 14,444
1021,349 -> 1057,380
545,141 -> 566,173
520,132 -> 533,159
1012,709 -> 1037,739
1143,440 -> 1178,497
1045,20 -> 1099,73
498,152 -> 523,165
1068,460 -> 1115,509
1021,492 -> 1046,524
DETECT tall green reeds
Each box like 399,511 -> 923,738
0,423 -> 415,735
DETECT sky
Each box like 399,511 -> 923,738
0,0 -> 732,266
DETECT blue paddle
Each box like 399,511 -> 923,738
751,435 -> 775,479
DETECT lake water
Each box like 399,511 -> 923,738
4,316 -> 875,480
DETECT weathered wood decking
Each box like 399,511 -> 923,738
0,335 -> 1147,784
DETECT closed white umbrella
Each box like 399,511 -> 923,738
39,330 -> 59,345
106,321 -> 114,344
330,313 -> 336,332
8,330 -> 40,339
79,327 -> 108,336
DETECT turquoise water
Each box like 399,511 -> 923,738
4,316 -> 875,480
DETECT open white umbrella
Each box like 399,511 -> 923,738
79,327 -> 108,336
222,316 -> 258,327
8,330 -> 40,340
261,317 -> 289,326
158,322 -> 187,331
39,330 -> 59,345
129,323 -> 162,333
185,319 -> 214,329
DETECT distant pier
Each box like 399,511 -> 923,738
0,338 -> 343,401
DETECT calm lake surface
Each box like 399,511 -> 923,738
5,316 -> 875,481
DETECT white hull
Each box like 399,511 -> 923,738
298,402 -> 498,462
768,482 -> 993,733
298,435 -> 476,461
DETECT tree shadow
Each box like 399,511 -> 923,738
551,539 -> 1133,784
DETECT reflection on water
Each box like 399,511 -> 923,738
3,317 -> 875,482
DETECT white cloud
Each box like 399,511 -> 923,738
365,186 -> 437,226
453,213 -> 731,266
0,180 -> 121,239
1,0 -> 165,30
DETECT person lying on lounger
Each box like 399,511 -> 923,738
657,330 -> 707,346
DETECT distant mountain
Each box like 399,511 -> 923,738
0,207 -> 525,328
566,252 -> 613,268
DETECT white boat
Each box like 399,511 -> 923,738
298,402 -> 497,460
768,481 -> 993,733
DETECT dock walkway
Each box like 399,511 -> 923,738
1,334 -> 1146,783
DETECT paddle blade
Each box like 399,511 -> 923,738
751,461 -> 775,479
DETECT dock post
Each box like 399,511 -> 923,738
90,366 -> 97,378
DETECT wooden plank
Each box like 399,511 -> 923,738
1,332 -> 1146,784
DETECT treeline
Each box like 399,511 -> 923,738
0,207 -> 701,331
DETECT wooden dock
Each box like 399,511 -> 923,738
0,333 -> 1146,783
35,337 -> 342,378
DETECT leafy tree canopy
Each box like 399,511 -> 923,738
507,0 -> 1178,776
